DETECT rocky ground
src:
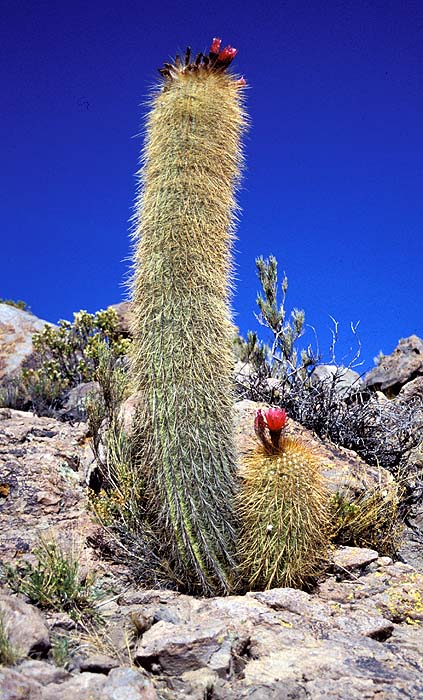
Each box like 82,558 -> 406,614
1,305 -> 423,698
1,407 -> 423,699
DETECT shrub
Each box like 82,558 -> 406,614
19,308 -> 130,416
0,298 -> 30,312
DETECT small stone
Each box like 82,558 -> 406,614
18,659 -> 70,685
130,610 -> 153,635
332,546 -> 379,572
79,654 -> 120,674
104,667 -> 158,699
37,492 -> 61,506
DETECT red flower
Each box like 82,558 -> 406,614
264,407 -> 287,432
218,45 -> 237,63
210,38 -> 222,55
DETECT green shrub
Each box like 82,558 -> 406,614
0,298 -> 30,312
20,308 -> 131,416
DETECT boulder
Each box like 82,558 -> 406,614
364,335 -> 423,396
0,594 -> 50,658
396,375 -> 423,403
311,364 -> 362,395
0,304 -> 50,382
59,381 -> 101,421
107,301 -> 132,337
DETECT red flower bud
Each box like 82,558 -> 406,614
264,407 -> 287,432
254,409 -> 266,439
218,46 -> 237,63
237,76 -> 247,86
210,38 -> 222,55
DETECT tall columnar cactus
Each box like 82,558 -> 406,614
237,408 -> 331,590
130,40 -> 247,595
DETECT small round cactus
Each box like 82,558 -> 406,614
237,407 -> 331,590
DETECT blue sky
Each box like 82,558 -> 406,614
2,0 -> 423,371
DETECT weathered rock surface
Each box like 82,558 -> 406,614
0,409 -> 91,565
0,304 -> 50,382
53,558 -> 423,698
0,665 -> 157,700
1,408 -> 423,699
311,364 -> 362,395
365,335 -> 423,396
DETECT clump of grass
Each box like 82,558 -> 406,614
5,538 -> 98,622
331,475 -> 404,557
0,612 -> 21,666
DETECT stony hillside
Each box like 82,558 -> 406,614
0,304 -> 423,699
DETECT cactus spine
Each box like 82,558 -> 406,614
130,41 -> 246,595
237,408 -> 330,590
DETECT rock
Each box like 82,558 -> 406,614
234,361 -> 255,385
0,409 -> 109,586
311,365 -> 362,395
331,609 -> 394,640
398,513 -> 423,573
0,304 -> 50,383
364,335 -> 423,396
249,588 -> 331,623
396,375 -> 423,403
0,595 -> 50,658
332,546 -> 379,572
16,660 -> 70,685
107,301 -> 132,337
59,381 -> 101,421
79,654 -> 120,674
102,667 -> 157,699
41,672 -> 108,700
0,667 -> 43,700
2,558 -> 423,699
118,392 -> 143,434
134,619 -> 233,677
180,668 -> 218,698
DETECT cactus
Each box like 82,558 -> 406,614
237,408 -> 330,590
130,40 -> 247,595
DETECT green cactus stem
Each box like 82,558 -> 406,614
130,39 -> 247,595
237,408 -> 331,590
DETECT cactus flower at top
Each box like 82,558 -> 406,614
218,45 -> 238,63
210,37 -> 222,55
